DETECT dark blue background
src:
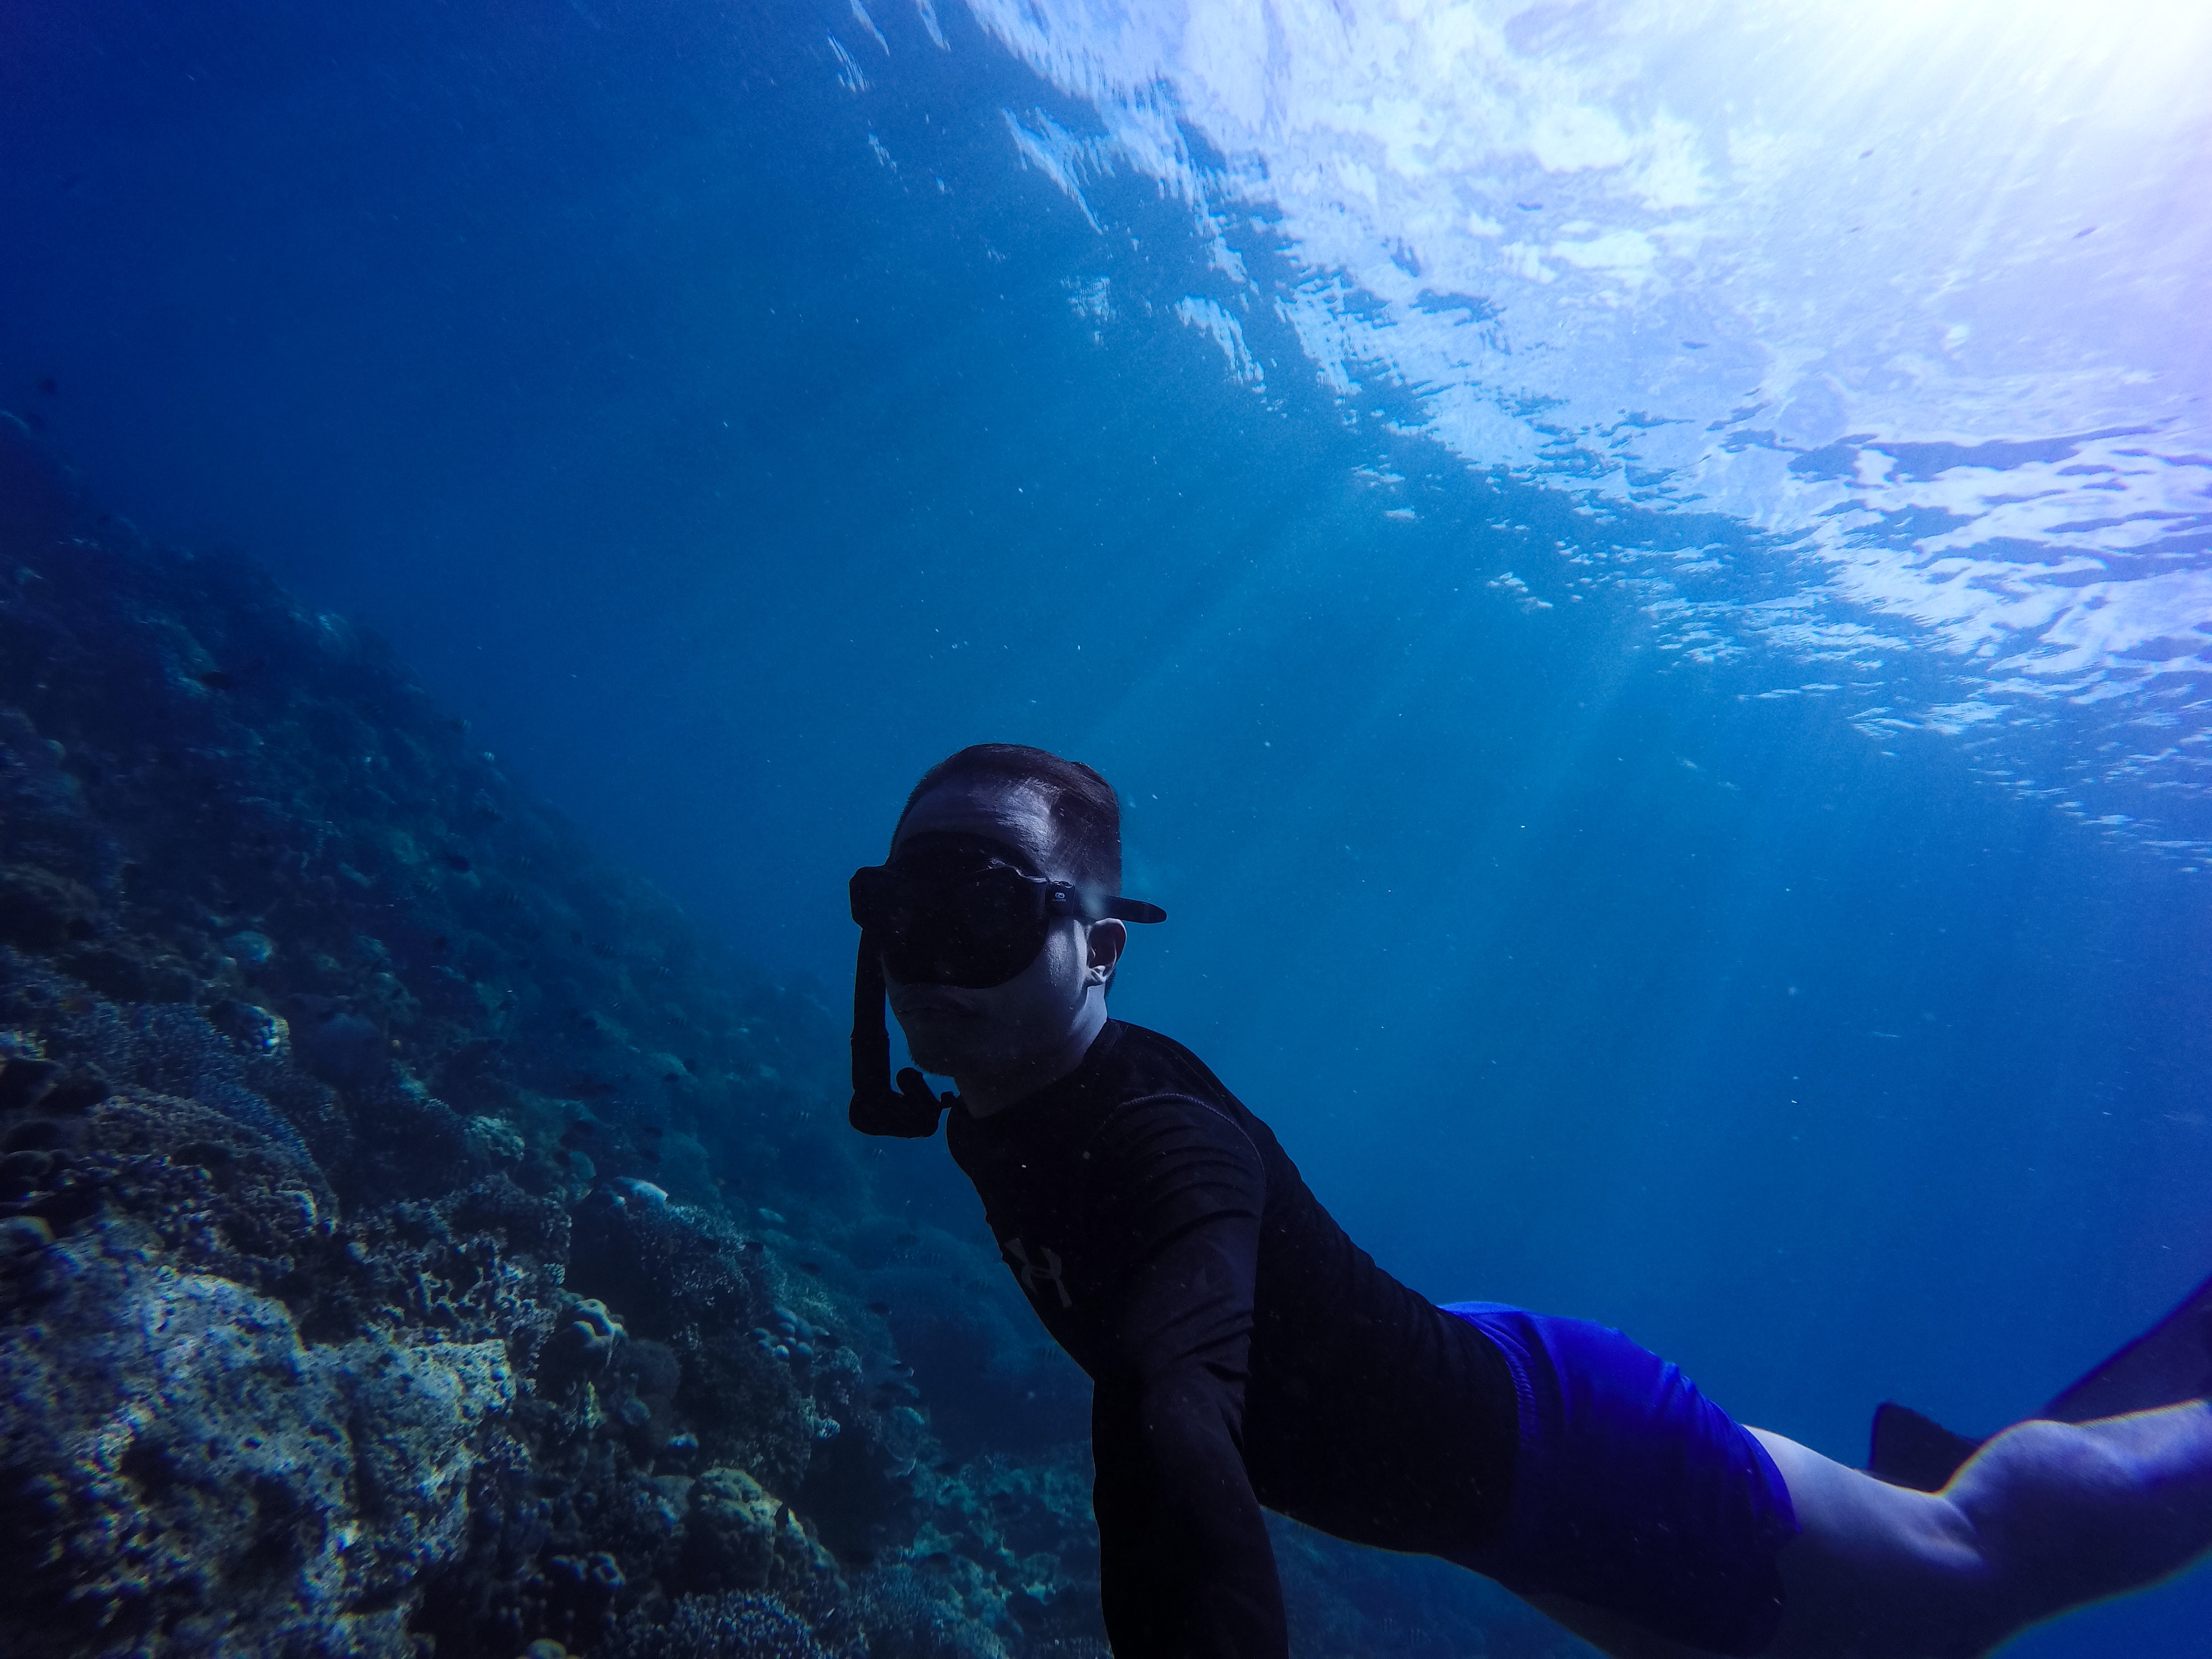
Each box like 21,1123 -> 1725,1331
6,2 -> 2210,1650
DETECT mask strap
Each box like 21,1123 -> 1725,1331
849,935 -> 952,1137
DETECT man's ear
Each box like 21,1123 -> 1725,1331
1086,919 -> 1127,984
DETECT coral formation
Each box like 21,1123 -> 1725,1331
0,414 -> 1563,1657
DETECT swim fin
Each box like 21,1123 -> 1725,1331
2040,1266 -> 2212,1425
1869,1402 -> 1986,1494
1867,1267 -> 2212,1493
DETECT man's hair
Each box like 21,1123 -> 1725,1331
898,743 -> 1122,894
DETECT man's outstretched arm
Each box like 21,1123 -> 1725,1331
1092,1095 -> 1280,1658
1093,1360 -> 1285,1659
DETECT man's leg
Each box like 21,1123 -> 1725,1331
1443,1301 -> 2212,1658
1751,1402 -> 2212,1659
1519,1406 -> 2212,1659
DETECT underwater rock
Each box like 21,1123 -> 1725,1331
0,1217 -> 510,1656
210,995 -> 290,1057
544,1293 -> 627,1378
464,1110 -> 526,1167
599,1589 -> 837,1659
286,997 -> 389,1091
0,863 -> 101,952
222,930 -> 278,968
680,1464 -> 831,1593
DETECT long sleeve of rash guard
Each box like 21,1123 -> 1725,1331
1086,1095 -> 1285,1659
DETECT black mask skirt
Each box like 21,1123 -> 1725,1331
846,832 -> 1165,1136
852,836 -> 1073,990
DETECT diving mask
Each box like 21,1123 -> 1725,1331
849,832 -> 1166,989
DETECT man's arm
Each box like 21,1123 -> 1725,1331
1093,1356 -> 1285,1658
1090,1096 -> 1282,1658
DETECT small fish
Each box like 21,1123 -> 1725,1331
441,852 -> 473,872
865,1301 -> 890,1316
758,1207 -> 786,1225
559,1119 -> 598,1150
197,670 -> 237,691
612,1177 -> 669,1206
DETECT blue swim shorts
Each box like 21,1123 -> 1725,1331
1440,1302 -> 1800,1657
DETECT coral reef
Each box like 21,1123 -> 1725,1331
0,413 -> 1566,1658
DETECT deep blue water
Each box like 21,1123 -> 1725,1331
7,2 -> 2211,1652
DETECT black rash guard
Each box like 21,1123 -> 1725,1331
945,1020 -> 1517,1659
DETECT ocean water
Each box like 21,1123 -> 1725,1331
4,1 -> 2210,1653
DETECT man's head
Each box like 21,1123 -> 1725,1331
894,743 -> 1123,899
872,745 -> 1135,1105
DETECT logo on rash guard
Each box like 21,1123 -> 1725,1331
1004,1237 -> 1072,1308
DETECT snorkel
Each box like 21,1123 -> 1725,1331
849,935 -> 945,1135
847,833 -> 1165,1137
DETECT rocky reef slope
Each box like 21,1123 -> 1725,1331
0,419 -> 1571,1659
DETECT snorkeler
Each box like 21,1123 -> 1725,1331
847,743 -> 2212,1659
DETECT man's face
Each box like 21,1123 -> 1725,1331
882,778 -> 1099,1080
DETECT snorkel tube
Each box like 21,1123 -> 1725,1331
848,890 -> 1168,1139
849,935 -> 953,1136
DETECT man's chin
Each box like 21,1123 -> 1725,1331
894,1021 -> 993,1080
